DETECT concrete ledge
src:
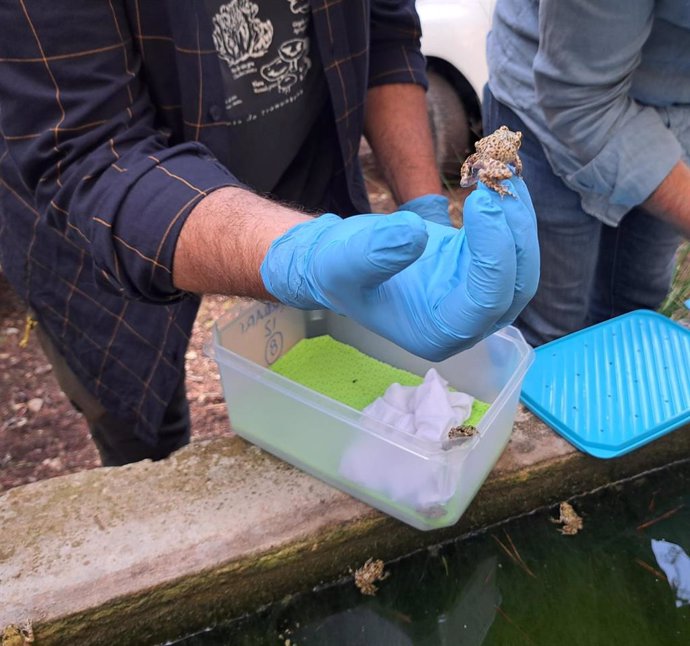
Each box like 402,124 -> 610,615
1,407 -> 689,645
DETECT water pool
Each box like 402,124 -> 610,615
172,460 -> 690,646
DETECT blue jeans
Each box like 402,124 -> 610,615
483,87 -> 681,346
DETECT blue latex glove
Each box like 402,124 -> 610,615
398,193 -> 452,226
261,176 -> 539,361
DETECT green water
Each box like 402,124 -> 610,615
174,462 -> 690,646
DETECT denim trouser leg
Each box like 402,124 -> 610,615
588,207 -> 680,325
482,87 -> 680,346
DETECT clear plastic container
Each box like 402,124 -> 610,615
207,300 -> 534,531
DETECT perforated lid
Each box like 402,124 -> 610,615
520,310 -> 690,458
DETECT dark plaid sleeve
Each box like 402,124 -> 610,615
368,0 -> 428,89
0,1 -> 239,303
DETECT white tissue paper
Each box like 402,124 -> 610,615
651,539 -> 690,607
339,368 -> 475,511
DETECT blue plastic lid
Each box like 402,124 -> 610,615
520,310 -> 690,458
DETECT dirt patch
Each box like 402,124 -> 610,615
1,274 -> 101,491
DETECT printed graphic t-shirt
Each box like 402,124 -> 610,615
206,0 -> 333,205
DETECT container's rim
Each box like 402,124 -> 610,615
205,303 -> 534,458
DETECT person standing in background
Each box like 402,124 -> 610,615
485,0 -> 689,347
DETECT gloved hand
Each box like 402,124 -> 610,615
398,193 -> 452,226
261,176 -> 539,361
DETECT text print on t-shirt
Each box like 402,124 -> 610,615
210,0 -> 314,118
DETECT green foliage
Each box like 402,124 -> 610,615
659,241 -> 690,320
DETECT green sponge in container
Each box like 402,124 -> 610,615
210,301 -> 533,530
270,334 -> 490,428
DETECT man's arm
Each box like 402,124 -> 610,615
643,161 -> 690,238
363,83 -> 443,204
364,0 -> 442,207
172,187 -> 311,297
0,2 -> 240,303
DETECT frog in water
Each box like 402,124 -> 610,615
353,557 -> 389,596
552,501 -> 583,536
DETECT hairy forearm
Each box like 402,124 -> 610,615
643,161 -> 690,239
172,187 -> 313,297
363,83 -> 442,204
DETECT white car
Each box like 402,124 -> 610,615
418,0 -> 497,175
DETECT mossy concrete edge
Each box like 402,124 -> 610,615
10,422 -> 689,646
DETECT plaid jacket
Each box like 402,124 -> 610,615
0,0 -> 427,441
